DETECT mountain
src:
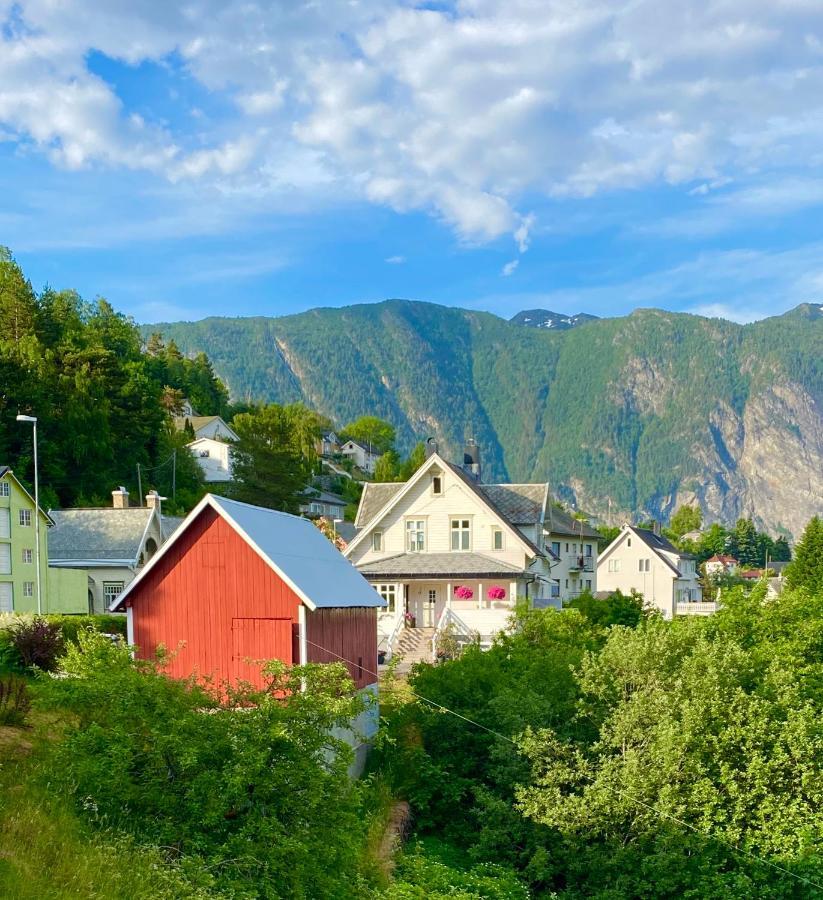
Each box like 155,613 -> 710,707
144,301 -> 823,538
510,309 -> 599,329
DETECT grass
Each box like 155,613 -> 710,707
0,679 -> 211,900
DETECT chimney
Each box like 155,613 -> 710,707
463,439 -> 481,481
145,490 -> 166,513
112,487 -> 129,509
425,437 -> 439,459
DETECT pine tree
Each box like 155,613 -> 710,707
785,517 -> 823,593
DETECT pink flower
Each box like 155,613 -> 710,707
454,585 -> 474,599
487,586 -> 506,600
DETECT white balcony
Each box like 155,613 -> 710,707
676,601 -> 718,616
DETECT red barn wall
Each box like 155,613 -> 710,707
128,506 -> 303,689
306,607 -> 378,690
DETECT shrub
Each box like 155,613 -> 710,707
0,675 -> 31,726
8,617 -> 65,671
46,614 -> 127,647
0,627 -> 23,673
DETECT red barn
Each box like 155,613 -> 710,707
110,494 -> 385,693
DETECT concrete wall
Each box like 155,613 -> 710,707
47,566 -> 89,614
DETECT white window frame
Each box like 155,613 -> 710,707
103,582 -> 125,606
550,580 -> 561,599
0,582 -> 12,613
638,558 -> 650,572
427,588 -> 437,604
431,476 -> 443,495
377,584 -> 396,613
406,519 -> 426,552
608,559 -> 622,573
550,540 -> 560,557
0,508 -> 8,539
19,508 -> 32,527
0,481 -> 9,497
22,548 -> 33,564
0,544 -> 10,574
492,528 -> 504,551
22,581 -> 34,597
584,543 -> 593,557
450,518 -> 471,551
372,531 -> 383,552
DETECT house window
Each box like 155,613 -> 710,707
0,508 -> 8,539
627,538 -> 632,547
450,519 -> 471,551
406,520 -> 426,552
432,476 -> 442,495
638,559 -> 650,572
103,582 -> 125,607
378,584 -> 396,613
19,509 -> 32,527
198,449 -> 210,458
584,543 -> 593,557
373,531 -> 383,552
550,541 -> 560,557
492,528 -> 504,550
608,559 -> 621,573
0,583 -> 11,613
22,548 -> 32,564
0,545 -> 10,574
550,581 -> 560,598
565,579 -> 569,589
585,579 -> 592,590
309,502 -> 322,514
0,481 -> 9,497
565,542 -> 569,552
23,581 -> 34,597
428,589 -> 437,604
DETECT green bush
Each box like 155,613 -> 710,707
0,675 -> 31,726
38,631 -> 374,899
46,614 -> 127,647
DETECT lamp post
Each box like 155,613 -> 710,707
333,518 -> 343,541
16,414 -> 42,615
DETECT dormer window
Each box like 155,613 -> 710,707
432,476 -> 442,495
373,531 -> 383,552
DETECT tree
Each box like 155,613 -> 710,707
373,450 -> 401,482
785,516 -> 823,593
730,517 -> 759,567
667,503 -> 702,539
398,441 -> 427,481
341,416 -> 396,454
230,404 -> 311,512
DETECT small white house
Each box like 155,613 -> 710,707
597,524 -> 706,619
339,439 -> 380,474
174,414 -> 239,483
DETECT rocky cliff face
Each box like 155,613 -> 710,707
146,301 -> 823,538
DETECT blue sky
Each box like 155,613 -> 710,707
3,0 -> 823,325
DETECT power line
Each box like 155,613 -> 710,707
302,636 -> 823,893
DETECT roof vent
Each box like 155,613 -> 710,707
425,437 -> 439,458
463,439 -> 481,481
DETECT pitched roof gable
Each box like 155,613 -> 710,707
111,494 -> 384,612
543,504 -> 600,538
0,467 -> 54,525
49,507 -> 156,562
599,525 -> 685,576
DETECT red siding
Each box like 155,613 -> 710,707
129,507 -> 302,688
306,607 -> 378,690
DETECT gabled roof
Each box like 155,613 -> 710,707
0,467 -> 54,525
358,551 -> 526,580
599,524 -> 688,577
48,507 -> 157,564
111,494 -> 384,612
340,438 -> 378,454
707,554 -> 738,564
478,483 -> 547,525
346,453 -> 545,559
543,504 -> 600,538
301,489 -> 348,506
173,415 -> 239,441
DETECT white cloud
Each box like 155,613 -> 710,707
3,0 -> 823,247
501,259 -> 519,277
385,255 -> 405,264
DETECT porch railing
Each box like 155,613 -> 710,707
431,607 -> 475,660
385,615 -> 405,661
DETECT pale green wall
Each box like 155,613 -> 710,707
48,567 -> 89,614
0,470 -> 85,614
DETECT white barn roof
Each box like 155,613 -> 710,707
111,494 -> 385,612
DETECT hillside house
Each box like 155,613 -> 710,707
543,506 -> 600,602
174,410 -> 239,483
109,494 -> 384,693
597,524 -> 706,618
344,442 -> 560,660
300,490 -> 347,519
0,466 -> 86,614
49,488 -> 182,614
339,439 -> 380,474
705,554 -> 738,576
316,431 -> 341,457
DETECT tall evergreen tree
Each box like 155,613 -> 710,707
785,516 -> 823,593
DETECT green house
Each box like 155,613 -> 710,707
0,466 -> 86,614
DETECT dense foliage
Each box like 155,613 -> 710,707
147,299 -> 823,536
382,586 -> 823,897
37,632 -> 374,899
785,516 -> 823,593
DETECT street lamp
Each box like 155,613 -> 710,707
333,518 -> 344,541
16,415 -> 42,615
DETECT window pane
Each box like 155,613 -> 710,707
0,544 -> 10,574
461,531 -> 470,550
451,531 -> 459,550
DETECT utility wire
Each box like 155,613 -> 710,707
302,636 -> 823,893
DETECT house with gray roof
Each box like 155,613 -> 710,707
344,442 -> 594,659
49,487 -> 183,613
596,523 -> 704,619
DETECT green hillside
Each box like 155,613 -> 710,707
145,301 -> 823,537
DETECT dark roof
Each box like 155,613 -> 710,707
49,507 -> 155,562
543,505 -> 600,538
633,527 -> 695,559
358,552 -> 527,580
354,482 -> 403,527
302,489 -> 347,506
479,484 -> 546,525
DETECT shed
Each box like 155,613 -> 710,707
110,494 -> 385,692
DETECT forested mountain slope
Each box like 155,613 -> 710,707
147,301 -> 823,537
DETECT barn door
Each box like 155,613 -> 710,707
231,618 -> 292,689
